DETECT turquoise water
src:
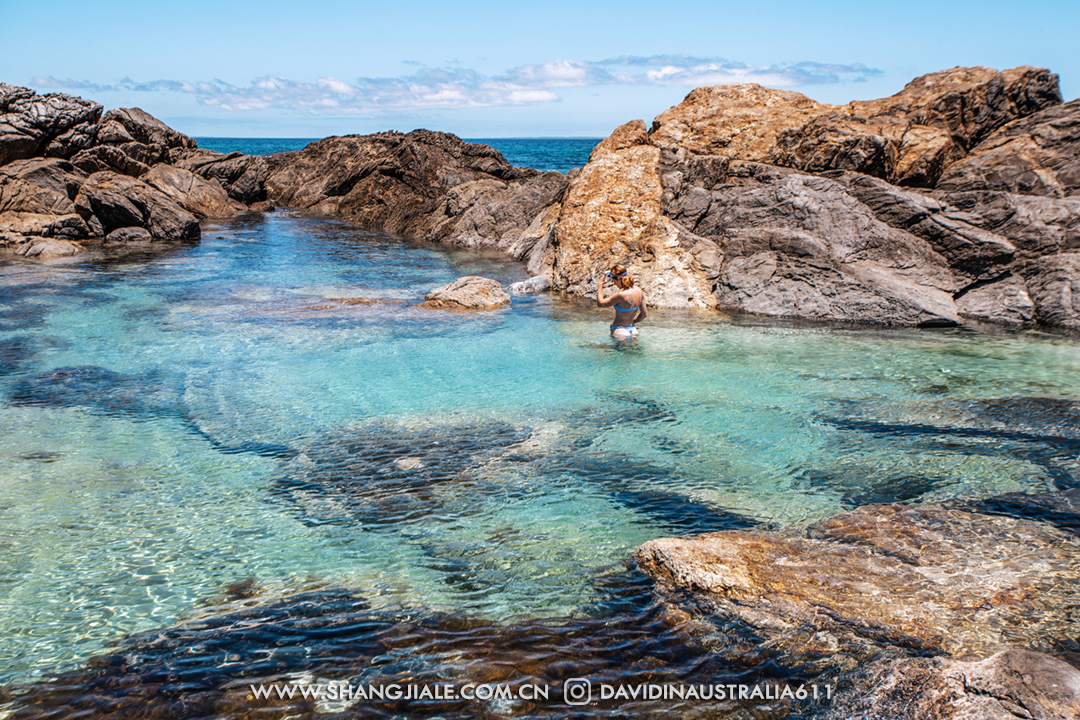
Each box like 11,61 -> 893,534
194,137 -> 600,172
2,212 -> 1080,690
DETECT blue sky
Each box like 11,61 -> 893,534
4,0 -> 1077,138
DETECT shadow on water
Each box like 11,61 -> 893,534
0,575 -> 831,720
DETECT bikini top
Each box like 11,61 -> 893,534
613,291 -> 642,313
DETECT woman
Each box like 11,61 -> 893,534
597,264 -> 648,340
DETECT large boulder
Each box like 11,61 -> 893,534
97,107 -> 195,151
420,276 -> 511,310
636,503 -> 1080,664
0,158 -> 87,217
172,148 -> 280,204
549,120 -> 719,308
74,171 -> 199,241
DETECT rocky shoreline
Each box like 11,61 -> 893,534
4,65 -> 1080,328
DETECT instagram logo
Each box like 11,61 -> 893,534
564,678 -> 592,706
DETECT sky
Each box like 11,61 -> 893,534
3,0 -> 1078,138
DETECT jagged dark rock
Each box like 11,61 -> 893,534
0,84 -> 247,256
937,98 -> 1080,197
0,83 -> 103,165
262,130 -> 569,253
172,148 -> 280,204
74,171 -> 200,241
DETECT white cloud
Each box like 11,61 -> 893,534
30,57 -> 879,115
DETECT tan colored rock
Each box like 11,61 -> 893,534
649,66 -> 1061,188
141,164 -> 244,218
0,211 -> 89,239
824,649 -> 1080,720
650,84 -> 825,160
636,503 -> 1080,660
420,276 -> 511,310
549,120 -> 717,309
74,171 -> 200,241
0,158 -> 86,216
15,237 -> 83,257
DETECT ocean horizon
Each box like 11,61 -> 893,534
194,136 -> 602,173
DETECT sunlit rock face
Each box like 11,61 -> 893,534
0,83 -> 255,255
539,65 -> 1080,327
637,502 -> 1080,664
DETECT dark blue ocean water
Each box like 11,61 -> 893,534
194,137 -> 600,173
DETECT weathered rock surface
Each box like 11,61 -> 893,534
172,148 -> 280,204
823,649 -> 1080,720
649,66 -> 1061,188
636,503 -> 1080,663
260,130 -> 572,258
539,65 -> 1080,327
1,83 -> 102,166
937,99 -> 1080,197
140,164 -> 243,218
0,84 -> 252,257
74,171 -> 199,241
420,276 -> 511,310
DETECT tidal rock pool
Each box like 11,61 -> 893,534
1,212 -> 1079,717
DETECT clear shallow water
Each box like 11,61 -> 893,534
194,137 -> 600,172
2,213 -> 1080,692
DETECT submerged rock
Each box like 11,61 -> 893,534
271,420 -> 534,527
823,649 -> 1080,720
420,276 -> 511,310
8,365 -> 180,419
636,503 -> 1080,663
819,395 -> 1080,493
952,489 -> 1080,537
